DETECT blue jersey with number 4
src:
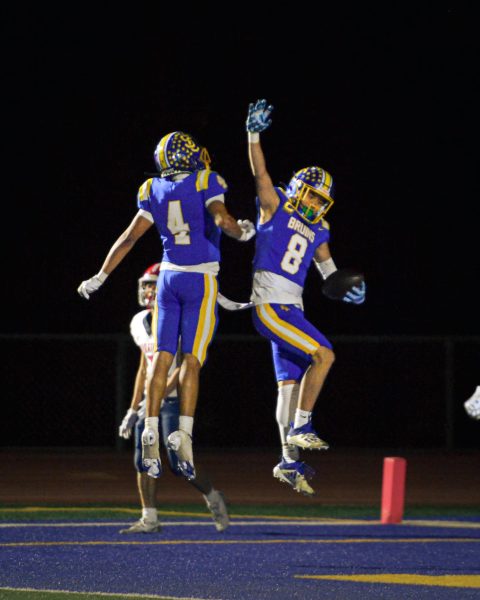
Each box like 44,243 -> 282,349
137,170 -> 228,265
253,188 -> 330,288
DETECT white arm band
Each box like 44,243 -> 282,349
314,257 -> 337,280
205,193 -> 225,207
248,132 -> 260,143
137,208 -> 154,223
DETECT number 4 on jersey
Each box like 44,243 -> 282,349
167,200 -> 191,245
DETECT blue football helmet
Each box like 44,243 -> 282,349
286,166 -> 334,224
154,131 -> 211,176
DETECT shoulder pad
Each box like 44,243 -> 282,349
195,170 -> 228,192
320,218 -> 330,230
274,188 -> 294,213
137,178 -> 153,201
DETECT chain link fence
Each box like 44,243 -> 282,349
1,334 -> 478,449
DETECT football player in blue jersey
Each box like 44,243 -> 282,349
245,100 -> 366,496
78,131 -> 256,481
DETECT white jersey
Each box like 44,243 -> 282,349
129,309 -> 178,410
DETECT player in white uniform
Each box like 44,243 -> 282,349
118,263 -> 229,533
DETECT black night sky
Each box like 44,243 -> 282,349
5,6 -> 479,338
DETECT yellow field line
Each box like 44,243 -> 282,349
0,507 -> 371,522
295,574 -> 480,589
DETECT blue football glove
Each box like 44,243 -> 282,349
343,281 -> 366,304
246,99 -> 274,133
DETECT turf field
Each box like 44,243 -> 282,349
1,504 -> 479,600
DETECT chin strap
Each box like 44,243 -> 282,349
143,169 -> 193,178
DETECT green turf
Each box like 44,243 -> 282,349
0,503 -> 478,522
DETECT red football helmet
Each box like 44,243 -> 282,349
138,263 -> 160,308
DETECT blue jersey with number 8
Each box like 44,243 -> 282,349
253,188 -> 330,288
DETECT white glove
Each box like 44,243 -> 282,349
237,219 -> 256,242
118,408 -> 138,439
77,271 -> 108,299
464,386 -> 480,420
217,292 -> 253,311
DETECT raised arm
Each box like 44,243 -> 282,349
78,211 -> 153,299
246,99 -> 280,222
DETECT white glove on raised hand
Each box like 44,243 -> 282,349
118,408 -> 138,439
77,271 -> 108,299
237,219 -> 256,242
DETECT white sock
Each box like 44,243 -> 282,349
145,416 -> 159,430
142,507 -> 157,523
293,408 -> 312,429
282,443 -> 299,463
179,415 -> 194,436
276,383 -> 300,451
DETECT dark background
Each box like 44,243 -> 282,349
2,6 -> 478,449
4,5 -> 479,337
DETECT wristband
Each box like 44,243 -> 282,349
314,258 -> 337,280
248,132 -> 260,143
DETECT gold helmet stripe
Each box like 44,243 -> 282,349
157,132 -> 176,169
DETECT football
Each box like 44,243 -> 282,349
322,268 -> 365,301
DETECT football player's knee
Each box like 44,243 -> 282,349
184,353 -> 201,366
312,346 -> 335,369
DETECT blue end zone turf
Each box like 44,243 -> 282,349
1,517 -> 479,599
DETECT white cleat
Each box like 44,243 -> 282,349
141,427 -> 162,478
273,460 -> 316,497
204,490 -> 230,532
286,422 -> 329,450
167,430 -> 196,479
119,518 -> 162,534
